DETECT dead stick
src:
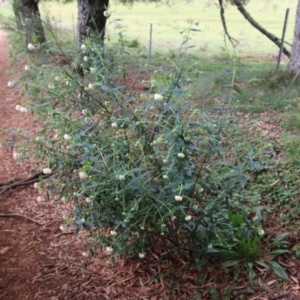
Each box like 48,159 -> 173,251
81,286 -> 110,300
0,214 -> 43,226
0,172 -> 52,196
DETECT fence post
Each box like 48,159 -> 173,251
72,13 -> 76,42
276,8 -> 290,71
148,23 -> 152,64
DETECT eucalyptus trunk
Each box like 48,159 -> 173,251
13,0 -> 46,47
288,0 -> 300,75
77,0 -> 109,48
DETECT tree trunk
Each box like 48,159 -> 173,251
288,0 -> 300,75
232,0 -> 290,58
14,0 -> 46,47
77,0 -> 109,48
12,0 -> 23,30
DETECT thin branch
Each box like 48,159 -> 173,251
218,0 -> 239,48
0,214 -> 43,226
232,0 -> 290,57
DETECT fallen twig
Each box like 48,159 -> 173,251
82,286 -> 110,300
0,172 -> 52,196
0,214 -> 43,226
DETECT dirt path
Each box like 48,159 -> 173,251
0,28 -> 154,300
0,29 -> 101,300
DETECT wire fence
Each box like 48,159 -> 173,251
44,4 -> 296,60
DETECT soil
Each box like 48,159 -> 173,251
0,29 -> 157,300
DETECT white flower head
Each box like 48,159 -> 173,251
61,197 -> 67,202
19,107 -> 28,113
55,76 -> 60,81
81,44 -> 87,51
83,56 -> 88,62
33,182 -> 40,189
43,168 -> 52,175
24,65 -> 31,71
111,122 -> 118,128
63,134 -> 71,140
37,196 -> 44,202
59,225 -> 66,231
15,105 -> 21,111
13,152 -> 20,160
106,246 -> 113,254
7,81 -> 14,88
185,215 -> 192,221
48,83 -> 54,89
85,197 -> 92,203
207,243 -> 213,249
78,171 -> 88,180
177,153 -> 185,159
118,175 -> 126,181
163,159 -> 168,164
110,230 -> 117,236
65,80 -> 70,85
163,175 -> 168,179
175,195 -> 183,201
82,251 -> 89,257
258,229 -> 264,236
88,83 -> 93,89
90,67 -> 96,73
139,253 -> 145,259
28,43 -> 35,51
154,93 -> 163,101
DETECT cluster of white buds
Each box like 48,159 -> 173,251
15,105 -> 28,113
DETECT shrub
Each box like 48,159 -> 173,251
11,21 -> 288,280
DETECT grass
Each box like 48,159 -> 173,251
0,0 -> 297,57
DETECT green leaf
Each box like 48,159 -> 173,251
221,260 -> 239,268
255,260 -> 270,269
268,261 -> 289,281
248,265 -> 255,285
233,85 -> 243,95
270,249 -> 290,255
271,233 -> 289,247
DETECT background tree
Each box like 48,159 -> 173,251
13,0 -> 45,47
288,0 -> 300,75
77,0 -> 109,47
220,0 -> 290,57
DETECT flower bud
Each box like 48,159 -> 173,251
78,171 -> 88,180
28,43 -> 35,51
43,168 -> 52,175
